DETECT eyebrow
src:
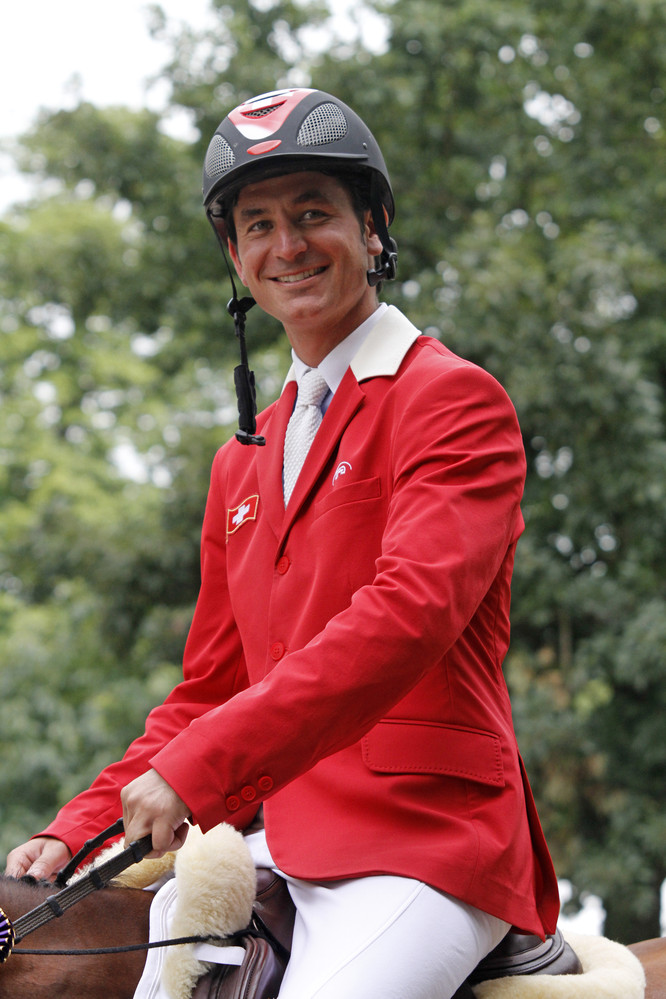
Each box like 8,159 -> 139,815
236,187 -> 333,221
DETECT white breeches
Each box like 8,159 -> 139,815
244,830 -> 510,999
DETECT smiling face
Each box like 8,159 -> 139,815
227,171 -> 383,365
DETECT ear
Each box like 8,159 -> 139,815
363,210 -> 383,258
228,239 -> 247,286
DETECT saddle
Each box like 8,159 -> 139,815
452,927 -> 582,998
190,870 -> 293,999
190,869 -> 581,999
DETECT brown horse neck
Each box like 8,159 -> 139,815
0,875 -> 152,999
628,938 -> 666,999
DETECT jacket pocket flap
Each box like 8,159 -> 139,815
362,720 -> 505,787
315,475 -> 381,517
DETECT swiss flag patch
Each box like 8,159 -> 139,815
227,495 -> 259,537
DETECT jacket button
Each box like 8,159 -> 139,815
276,555 -> 290,575
225,795 -> 240,812
270,641 -> 286,661
258,775 -> 274,792
241,785 -> 256,801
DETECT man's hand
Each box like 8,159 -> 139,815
5,837 -> 72,881
121,768 -> 190,857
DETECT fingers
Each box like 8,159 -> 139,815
121,769 -> 190,858
5,770 -> 189,883
5,844 -> 33,879
150,818 -> 190,856
5,837 -> 72,881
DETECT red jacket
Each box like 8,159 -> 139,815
45,307 -> 559,936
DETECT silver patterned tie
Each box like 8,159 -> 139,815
283,367 -> 329,505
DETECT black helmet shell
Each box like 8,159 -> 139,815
203,88 -> 394,226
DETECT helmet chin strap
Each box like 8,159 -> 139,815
367,238 -> 398,286
227,290 -> 266,447
209,214 -> 266,447
367,175 -> 398,286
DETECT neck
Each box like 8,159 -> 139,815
284,295 -> 380,367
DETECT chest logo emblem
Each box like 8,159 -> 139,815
227,494 -> 259,537
332,461 -> 352,486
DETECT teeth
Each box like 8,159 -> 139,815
275,267 -> 324,284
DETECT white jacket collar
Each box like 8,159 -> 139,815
283,306 -> 421,389
350,305 -> 421,381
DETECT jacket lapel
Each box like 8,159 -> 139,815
256,380 -> 296,539
264,306 -> 422,541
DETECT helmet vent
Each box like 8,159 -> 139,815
242,102 -> 285,118
297,103 -> 348,147
205,134 -> 236,179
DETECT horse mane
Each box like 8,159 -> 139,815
0,873 -> 123,923
0,874 -> 55,918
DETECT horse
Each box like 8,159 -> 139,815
629,938 -> 666,999
1,872 -> 665,999
0,874 -> 152,999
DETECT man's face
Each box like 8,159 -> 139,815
228,170 -> 383,365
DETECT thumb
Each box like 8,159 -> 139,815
26,841 -> 71,881
150,818 -> 189,856
26,859 -> 52,880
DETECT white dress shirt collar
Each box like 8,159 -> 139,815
290,303 -> 389,404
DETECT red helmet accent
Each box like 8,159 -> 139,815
228,89 -> 312,141
247,139 -> 283,156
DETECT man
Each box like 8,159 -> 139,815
7,89 -> 560,998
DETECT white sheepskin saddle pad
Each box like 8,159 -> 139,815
91,823 -> 256,999
473,931 -> 646,999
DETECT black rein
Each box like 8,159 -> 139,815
3,820 -> 283,963
12,820 -> 153,945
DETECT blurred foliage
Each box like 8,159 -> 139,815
1,0 -> 665,942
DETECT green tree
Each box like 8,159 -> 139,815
312,0 -> 666,940
0,0 -> 312,860
1,0 -> 665,942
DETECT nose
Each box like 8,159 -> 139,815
273,219 -> 308,259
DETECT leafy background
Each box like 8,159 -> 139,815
1,0 -> 664,943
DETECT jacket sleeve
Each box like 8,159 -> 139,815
41,451 -> 257,854
151,354 -> 527,831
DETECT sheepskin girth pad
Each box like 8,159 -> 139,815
162,824 -> 257,999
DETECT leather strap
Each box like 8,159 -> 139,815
12,831 -> 153,944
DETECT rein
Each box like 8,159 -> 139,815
1,819 -> 152,963
13,821 -> 153,943
1,821 -> 289,965
11,928 -> 263,958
